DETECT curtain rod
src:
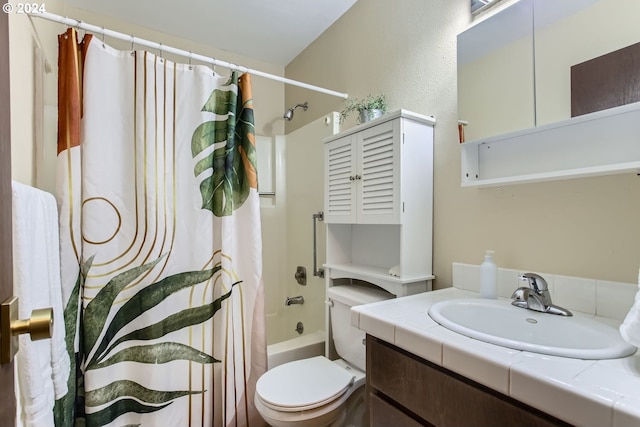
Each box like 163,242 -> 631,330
29,11 -> 349,99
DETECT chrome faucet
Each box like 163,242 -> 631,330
511,273 -> 572,316
285,295 -> 304,306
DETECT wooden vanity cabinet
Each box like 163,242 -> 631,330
366,335 -> 573,427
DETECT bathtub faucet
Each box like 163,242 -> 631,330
285,296 -> 304,306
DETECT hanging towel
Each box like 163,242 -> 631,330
12,181 -> 70,427
619,267 -> 640,348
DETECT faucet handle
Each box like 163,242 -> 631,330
511,287 -> 529,301
519,273 -> 548,293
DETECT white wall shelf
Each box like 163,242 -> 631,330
461,101 -> 640,188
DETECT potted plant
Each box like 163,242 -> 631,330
340,93 -> 388,124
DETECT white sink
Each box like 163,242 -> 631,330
428,298 -> 637,359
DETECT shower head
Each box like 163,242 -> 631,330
283,102 -> 309,121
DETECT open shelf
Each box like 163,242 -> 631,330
324,263 -> 433,297
461,101 -> 640,187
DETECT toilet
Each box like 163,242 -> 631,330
255,284 -> 393,427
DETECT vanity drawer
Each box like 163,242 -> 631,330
366,335 -> 571,427
369,392 -> 426,427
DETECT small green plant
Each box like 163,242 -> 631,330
340,93 -> 388,123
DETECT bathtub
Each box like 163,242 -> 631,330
267,330 -> 325,369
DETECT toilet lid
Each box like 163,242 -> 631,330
256,356 -> 355,412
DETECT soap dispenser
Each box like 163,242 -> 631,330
480,250 -> 497,299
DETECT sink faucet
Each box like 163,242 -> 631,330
511,273 -> 572,316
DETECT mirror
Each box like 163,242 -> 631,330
458,0 -> 640,142
457,0 -> 534,142
534,0 -> 640,126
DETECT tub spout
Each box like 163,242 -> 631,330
285,296 -> 304,306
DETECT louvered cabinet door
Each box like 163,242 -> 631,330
324,135 -> 357,223
356,121 -> 401,224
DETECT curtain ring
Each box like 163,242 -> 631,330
159,43 -> 164,62
101,26 -> 105,48
63,16 -> 70,38
188,51 -> 193,71
130,35 -> 135,56
75,20 -> 84,40
211,57 -> 216,76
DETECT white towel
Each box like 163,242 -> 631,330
12,181 -> 70,427
619,267 -> 640,348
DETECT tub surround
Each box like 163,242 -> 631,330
267,330 -> 325,369
352,281 -> 640,426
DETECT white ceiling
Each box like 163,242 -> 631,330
63,0 -> 358,66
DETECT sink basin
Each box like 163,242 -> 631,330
428,298 -> 637,359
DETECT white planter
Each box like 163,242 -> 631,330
359,109 -> 384,123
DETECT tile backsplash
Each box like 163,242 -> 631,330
452,263 -> 638,321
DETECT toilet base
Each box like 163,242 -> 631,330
256,386 -> 365,427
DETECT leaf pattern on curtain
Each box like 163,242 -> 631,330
55,33 -> 266,427
79,260 -> 238,426
191,72 -> 258,217
56,254 -> 239,426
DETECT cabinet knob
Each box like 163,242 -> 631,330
349,176 -> 355,181
355,175 -> 362,180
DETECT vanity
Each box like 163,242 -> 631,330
367,335 -> 569,427
353,287 -> 640,427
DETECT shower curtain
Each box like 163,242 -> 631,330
54,28 -> 267,427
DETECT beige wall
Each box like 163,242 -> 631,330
285,0 -> 640,288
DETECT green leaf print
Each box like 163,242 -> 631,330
94,285 -> 234,365
191,71 -> 258,217
71,256 -> 241,426
90,267 -> 221,364
83,256 -> 164,356
54,256 -> 94,427
92,342 -> 218,369
85,379 -> 201,407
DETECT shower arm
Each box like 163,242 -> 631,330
284,102 -> 309,121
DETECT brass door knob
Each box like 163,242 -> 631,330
1,296 -> 54,365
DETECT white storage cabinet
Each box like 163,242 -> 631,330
323,110 -> 436,297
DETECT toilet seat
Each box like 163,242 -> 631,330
255,356 -> 355,412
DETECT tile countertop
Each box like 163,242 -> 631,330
351,287 -> 640,427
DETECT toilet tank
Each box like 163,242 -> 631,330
327,285 -> 393,371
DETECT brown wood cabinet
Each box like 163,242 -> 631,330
366,335 -> 573,427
